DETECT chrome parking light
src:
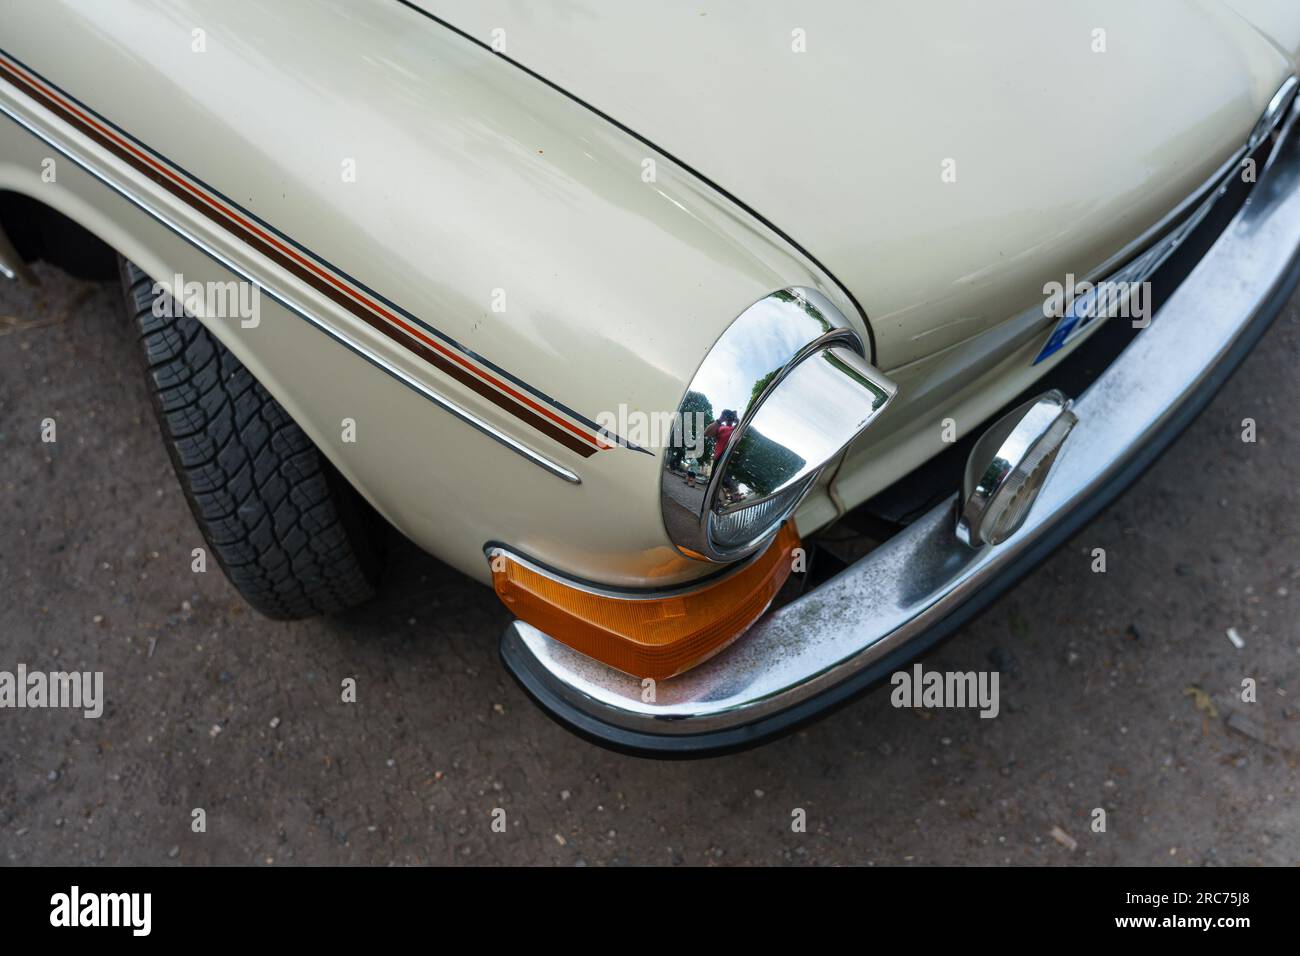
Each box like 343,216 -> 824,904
956,391 -> 1078,548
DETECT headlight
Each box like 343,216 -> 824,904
661,288 -> 897,562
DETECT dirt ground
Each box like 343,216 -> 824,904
1,262 -> 1297,866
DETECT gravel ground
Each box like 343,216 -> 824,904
1,262 -> 1297,866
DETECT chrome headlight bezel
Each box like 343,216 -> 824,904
660,287 -> 897,563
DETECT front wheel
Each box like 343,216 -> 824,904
121,259 -> 385,619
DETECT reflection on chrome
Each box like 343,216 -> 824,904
661,287 -> 897,562
956,391 -> 1078,548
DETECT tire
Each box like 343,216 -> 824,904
120,258 -> 384,619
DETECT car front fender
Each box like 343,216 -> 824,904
0,0 -> 862,587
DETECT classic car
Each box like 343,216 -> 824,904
2,1 -> 1299,755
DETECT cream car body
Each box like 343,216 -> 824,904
3,0 -> 1299,751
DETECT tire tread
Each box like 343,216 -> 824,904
120,259 -> 381,619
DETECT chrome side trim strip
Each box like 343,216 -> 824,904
0,89 -> 580,484
503,92 -> 1300,738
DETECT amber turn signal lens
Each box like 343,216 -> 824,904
489,522 -> 801,680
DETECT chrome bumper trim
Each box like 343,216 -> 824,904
502,99 -> 1300,754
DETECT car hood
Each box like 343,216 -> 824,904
420,0 -> 1292,368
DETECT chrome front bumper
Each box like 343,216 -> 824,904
502,100 -> 1300,756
